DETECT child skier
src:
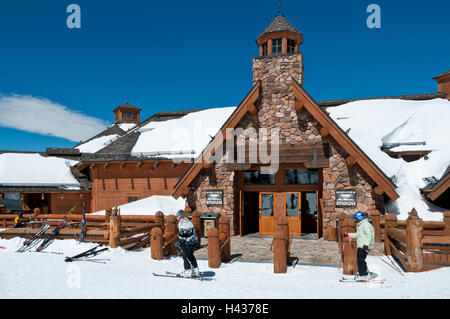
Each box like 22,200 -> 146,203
175,209 -> 200,278
344,211 -> 376,281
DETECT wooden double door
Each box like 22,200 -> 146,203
240,191 -> 319,237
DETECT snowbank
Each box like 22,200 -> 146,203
132,107 -> 236,158
92,195 -> 186,216
75,134 -> 119,153
0,153 -> 80,188
1,237 -> 449,299
327,98 -> 450,221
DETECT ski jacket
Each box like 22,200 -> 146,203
348,218 -> 375,250
177,217 -> 198,250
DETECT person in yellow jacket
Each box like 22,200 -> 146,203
14,212 -> 29,228
344,211 -> 376,281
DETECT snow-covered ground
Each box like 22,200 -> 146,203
1,237 -> 449,299
92,195 -> 186,215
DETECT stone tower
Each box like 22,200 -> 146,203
252,14 -> 318,145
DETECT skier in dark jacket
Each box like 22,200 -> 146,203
175,209 -> 200,278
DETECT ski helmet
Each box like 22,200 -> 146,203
353,211 -> 367,222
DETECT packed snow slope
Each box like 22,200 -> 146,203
0,237 -> 449,299
327,98 -> 450,221
92,195 -> 185,215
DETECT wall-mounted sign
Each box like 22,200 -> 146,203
206,190 -> 223,206
336,189 -> 357,207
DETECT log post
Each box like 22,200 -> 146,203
337,213 -> 348,250
150,227 -> 164,260
277,216 -> 290,261
207,227 -> 221,268
105,207 -> 112,228
165,215 -> 178,255
342,217 -> 358,275
444,211 -> 450,236
406,209 -> 423,272
384,214 -> 398,255
369,209 -> 381,242
273,228 -> 288,273
191,210 -> 202,249
185,207 -> 192,219
154,211 -> 164,232
218,215 -> 231,263
109,214 -> 121,248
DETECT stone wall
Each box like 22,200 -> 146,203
322,137 -> 384,238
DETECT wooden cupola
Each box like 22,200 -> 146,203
255,13 -> 303,57
113,102 -> 142,123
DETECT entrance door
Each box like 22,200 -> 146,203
301,192 -> 318,234
258,192 -> 302,236
259,192 -> 276,235
285,192 -> 301,236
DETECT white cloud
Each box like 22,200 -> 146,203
0,94 -> 108,142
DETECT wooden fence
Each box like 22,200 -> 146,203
339,209 -> 450,273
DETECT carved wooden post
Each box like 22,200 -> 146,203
218,215 -> 231,263
443,211 -> 450,236
406,208 -> 423,272
338,213 -> 348,250
150,227 -> 164,260
154,211 -> 164,232
384,214 -> 398,255
165,215 -> 178,255
109,214 -> 121,248
185,207 -> 192,219
207,228 -> 221,268
277,216 -> 290,261
273,227 -> 288,273
370,209 -> 381,242
191,210 -> 202,249
342,217 -> 358,275
105,208 -> 112,230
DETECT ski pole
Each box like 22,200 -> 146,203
366,249 -> 404,276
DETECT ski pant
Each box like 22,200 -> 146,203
181,245 -> 198,270
357,248 -> 368,276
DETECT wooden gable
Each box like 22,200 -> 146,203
173,80 -> 399,201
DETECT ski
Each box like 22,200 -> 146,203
339,277 -> 385,284
16,224 -> 51,253
152,271 -> 215,281
65,244 -> 108,262
36,220 -> 66,252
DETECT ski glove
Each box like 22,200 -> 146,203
363,245 -> 369,252
343,232 -> 349,238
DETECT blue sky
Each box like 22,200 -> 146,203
0,0 -> 448,151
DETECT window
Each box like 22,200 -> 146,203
262,42 -> 268,56
285,193 -> 299,217
244,171 -> 275,185
284,169 -> 319,184
287,39 -> 296,53
128,196 -> 138,203
260,193 -> 274,217
272,38 -> 282,55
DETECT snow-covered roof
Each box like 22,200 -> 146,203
327,98 -> 450,220
75,134 -> 119,153
132,107 -> 237,158
0,153 -> 80,189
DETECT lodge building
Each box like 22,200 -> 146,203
0,14 -> 449,240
